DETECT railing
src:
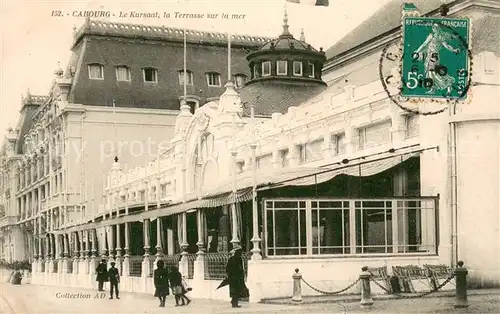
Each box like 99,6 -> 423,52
164,254 -> 181,270
40,260 -> 45,272
186,254 -> 196,279
53,260 -> 58,273
203,252 -> 250,280
67,259 -> 73,273
129,256 -> 143,277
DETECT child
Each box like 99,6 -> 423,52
169,266 -> 191,306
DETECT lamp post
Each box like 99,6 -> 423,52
250,103 -> 261,260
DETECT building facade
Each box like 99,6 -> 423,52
0,19 -> 271,263
7,0 -> 500,302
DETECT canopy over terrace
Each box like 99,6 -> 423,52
57,145 -> 434,234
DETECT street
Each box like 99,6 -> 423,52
1,283 -> 499,314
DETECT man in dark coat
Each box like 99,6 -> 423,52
107,261 -> 120,299
95,259 -> 108,291
225,245 -> 247,308
153,260 -> 169,307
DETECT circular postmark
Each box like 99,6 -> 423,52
379,15 -> 473,115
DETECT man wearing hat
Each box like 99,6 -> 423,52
95,259 -> 108,291
107,261 -> 120,299
225,244 -> 247,308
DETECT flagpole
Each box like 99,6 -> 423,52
228,31 -> 231,82
183,27 -> 187,106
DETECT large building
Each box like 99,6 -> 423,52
6,0 -> 500,303
0,19 -> 271,263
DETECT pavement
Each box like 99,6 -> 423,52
0,280 -> 499,314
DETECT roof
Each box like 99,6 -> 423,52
325,0 -> 447,60
472,14 -> 500,56
239,80 -> 326,116
15,95 -> 45,154
73,19 -> 273,50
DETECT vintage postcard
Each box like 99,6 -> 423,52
0,0 -> 499,313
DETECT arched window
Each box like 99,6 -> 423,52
115,65 -> 131,81
178,70 -> 194,85
142,67 -> 158,83
88,63 -> 104,80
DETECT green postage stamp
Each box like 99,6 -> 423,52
401,17 -> 470,100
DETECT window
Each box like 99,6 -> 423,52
253,64 -> 259,78
143,68 -> 157,83
115,66 -> 131,81
308,62 -> 315,78
266,201 -> 307,256
332,133 -> 346,156
405,115 -> 419,138
262,61 -> 271,76
264,199 -> 437,257
233,74 -> 247,88
88,64 -> 104,80
187,101 -> 198,114
293,61 -> 303,76
298,139 -> 324,164
206,72 -> 221,87
279,149 -> 289,167
359,121 -> 392,149
277,60 -> 287,75
178,70 -> 193,85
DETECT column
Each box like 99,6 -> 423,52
122,222 -> 130,276
250,142 -> 262,260
142,219 -> 151,278
89,229 -> 97,288
154,218 -> 163,268
193,209 -> 206,283
115,224 -> 122,273
100,227 -> 108,258
179,212 -> 189,276
390,107 -> 407,144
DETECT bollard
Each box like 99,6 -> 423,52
291,268 -> 302,302
359,266 -> 374,307
454,261 -> 469,308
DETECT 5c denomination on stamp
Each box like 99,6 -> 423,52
401,17 -> 470,100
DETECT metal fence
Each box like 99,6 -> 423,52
203,252 -> 250,280
129,256 -> 143,277
67,259 -> 73,274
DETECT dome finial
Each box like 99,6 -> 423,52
281,8 -> 291,36
300,28 -> 305,41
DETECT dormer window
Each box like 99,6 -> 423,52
143,67 -> 158,83
233,74 -> 247,88
253,64 -> 260,78
262,61 -> 271,77
88,64 -> 104,80
277,60 -> 287,75
115,66 -> 131,81
293,61 -> 303,76
308,62 -> 315,78
206,72 -> 221,87
178,70 -> 193,85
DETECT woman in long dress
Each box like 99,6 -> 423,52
414,23 -> 461,95
153,260 -> 170,307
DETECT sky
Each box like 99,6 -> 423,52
0,0 -> 390,133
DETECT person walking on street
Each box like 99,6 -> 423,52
226,245 -> 247,308
153,260 -> 170,307
95,259 -> 108,292
107,261 -> 120,299
169,266 -> 191,306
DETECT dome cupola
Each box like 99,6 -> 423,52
245,10 -> 326,87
